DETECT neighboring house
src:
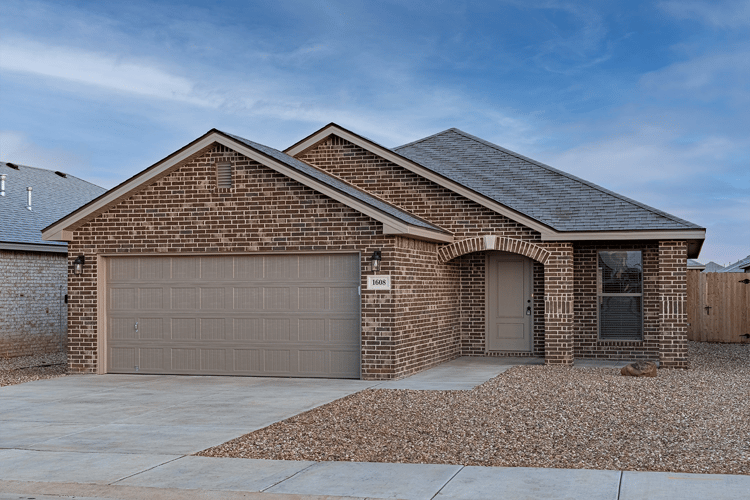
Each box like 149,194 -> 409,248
0,162 -> 105,358
717,255 -> 750,273
687,259 -> 705,271
702,261 -> 726,273
42,124 -> 705,379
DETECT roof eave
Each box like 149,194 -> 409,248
284,123 -> 558,238
42,130 -> 453,245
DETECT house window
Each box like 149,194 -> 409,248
217,162 -> 232,188
598,251 -> 643,341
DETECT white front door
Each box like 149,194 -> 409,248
486,253 -> 533,352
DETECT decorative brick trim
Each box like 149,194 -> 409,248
437,236 -> 551,264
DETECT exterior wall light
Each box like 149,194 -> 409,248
73,255 -> 85,275
370,250 -> 382,272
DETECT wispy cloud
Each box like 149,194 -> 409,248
0,39 -> 220,107
658,0 -> 750,29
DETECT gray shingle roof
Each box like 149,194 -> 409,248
718,255 -> 750,273
393,129 -> 702,232
223,132 -> 445,233
687,259 -> 705,269
1,162 -> 106,248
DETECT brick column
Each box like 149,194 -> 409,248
658,240 -> 688,368
544,242 -> 574,366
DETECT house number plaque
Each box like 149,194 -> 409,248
367,275 -> 391,290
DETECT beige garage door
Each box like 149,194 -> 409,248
106,254 -> 361,378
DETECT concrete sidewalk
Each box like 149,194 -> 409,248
0,454 -> 748,500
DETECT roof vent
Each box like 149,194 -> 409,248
217,162 -> 233,188
6,162 -> 19,170
54,171 -> 68,178
27,186 -> 32,210
1,174 -> 5,197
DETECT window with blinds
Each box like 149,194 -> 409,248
217,162 -> 232,188
598,250 -> 643,340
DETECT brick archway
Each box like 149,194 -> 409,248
437,236 -> 551,264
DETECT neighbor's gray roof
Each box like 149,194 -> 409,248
1,162 -> 106,248
394,129 -> 703,232
718,255 -> 750,273
702,261 -> 726,273
224,132 -> 445,233
687,259 -> 705,269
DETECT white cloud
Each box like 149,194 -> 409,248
639,48 -> 750,104
658,0 -> 750,29
0,39 -> 220,107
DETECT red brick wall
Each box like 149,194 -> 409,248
658,240 -> 688,368
391,237 -> 461,378
66,144 -> 403,378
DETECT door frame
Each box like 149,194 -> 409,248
484,251 -> 534,353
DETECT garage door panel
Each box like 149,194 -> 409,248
110,318 -> 136,340
264,287 -> 291,310
199,287 -> 226,309
139,288 -> 164,309
299,318 -> 326,341
266,255 -> 299,280
265,350 -> 291,373
299,287 -> 326,310
173,257 -> 200,280
234,318 -> 262,340
110,258 -> 140,281
200,318 -> 226,340
234,287 -> 262,310
110,347 -> 137,371
172,348 -> 199,371
107,254 -> 360,378
139,317 -> 165,339
141,258 -> 169,280
172,318 -> 197,339
110,287 -> 137,310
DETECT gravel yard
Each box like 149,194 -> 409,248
0,352 -> 68,387
200,342 -> 750,475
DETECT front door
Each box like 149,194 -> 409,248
487,252 -> 533,352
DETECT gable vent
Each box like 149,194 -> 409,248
217,162 -> 233,188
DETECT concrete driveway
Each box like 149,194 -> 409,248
0,374 -> 378,455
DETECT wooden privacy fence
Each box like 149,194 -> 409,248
687,271 -> 750,343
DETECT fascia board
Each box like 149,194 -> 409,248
541,229 -> 706,241
285,125 -> 556,238
42,135 -> 219,241
382,224 -> 454,243
0,242 -> 68,253
216,136 -> 453,243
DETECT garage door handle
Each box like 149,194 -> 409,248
134,321 -> 138,332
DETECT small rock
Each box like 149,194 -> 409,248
621,361 -> 657,377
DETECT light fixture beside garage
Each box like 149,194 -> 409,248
73,255 -> 85,275
370,250 -> 382,272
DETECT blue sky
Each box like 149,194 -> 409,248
1,0 -> 748,265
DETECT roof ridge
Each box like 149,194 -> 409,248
445,128 -> 700,230
393,128 -> 460,151
221,131 -> 450,234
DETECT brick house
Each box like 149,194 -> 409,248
42,124 -> 705,379
1,162 -> 105,358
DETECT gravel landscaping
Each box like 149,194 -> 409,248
200,342 -> 750,475
0,351 -> 68,387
